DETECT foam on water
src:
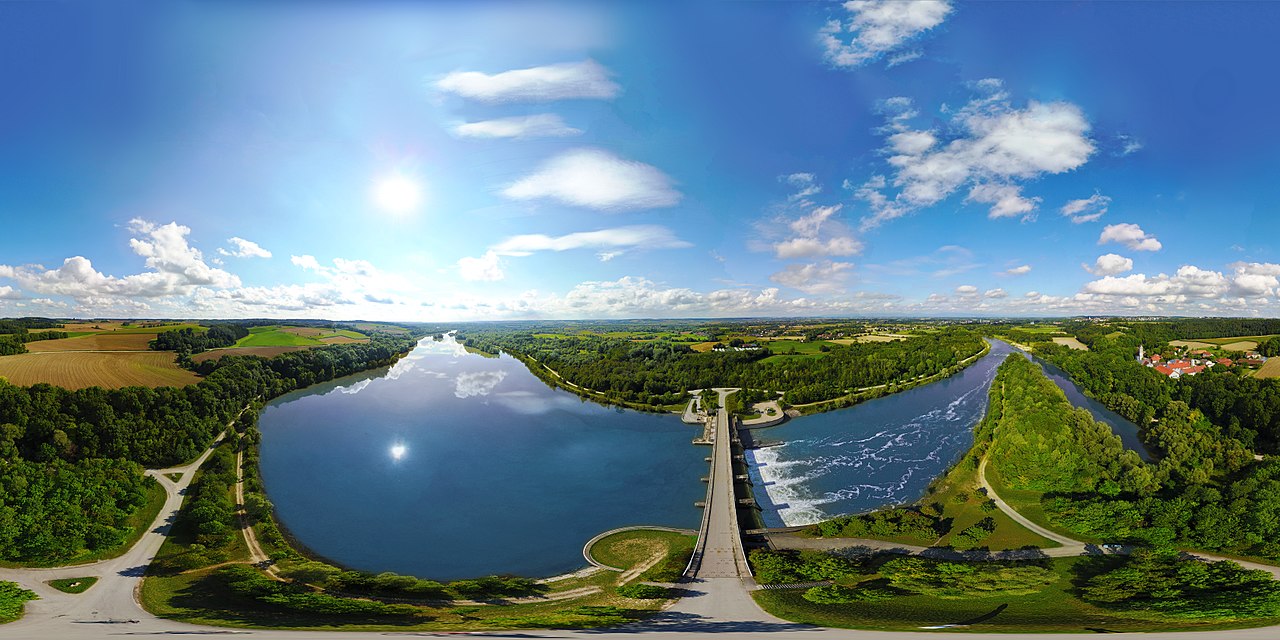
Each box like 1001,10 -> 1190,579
747,339 -> 1011,527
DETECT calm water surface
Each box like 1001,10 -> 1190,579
258,335 -> 704,581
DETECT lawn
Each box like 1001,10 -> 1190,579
984,463 -> 1101,544
586,529 -> 695,582
141,565 -> 666,632
47,577 -> 98,594
0,351 -> 201,389
752,556 -> 1279,633
921,457 -> 1057,550
234,326 -> 325,347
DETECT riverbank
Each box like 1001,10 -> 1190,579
788,339 -> 992,415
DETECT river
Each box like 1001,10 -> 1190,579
745,339 -> 1151,527
257,334 -> 704,581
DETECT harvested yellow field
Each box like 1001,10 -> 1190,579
0,352 -> 200,389
832,334 -> 910,344
25,332 -> 155,352
1220,340 -> 1258,352
690,342 -> 718,353
280,327 -> 331,337
1052,336 -> 1089,350
318,335 -> 364,344
1256,358 -> 1280,379
1169,340 -> 1216,350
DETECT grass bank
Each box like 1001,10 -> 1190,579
586,529 -> 695,582
752,556 -> 1279,633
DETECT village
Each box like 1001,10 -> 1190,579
1137,344 -> 1268,379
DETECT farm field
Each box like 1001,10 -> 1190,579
832,334 -> 910,344
1255,358 -> 1280,379
279,327 -> 366,340
1170,335 -> 1277,352
235,326 -> 325,347
1169,339 -> 1218,350
25,322 -> 207,352
0,351 -> 200,389
25,332 -> 155,351
1051,336 -> 1089,350
190,346 -> 312,363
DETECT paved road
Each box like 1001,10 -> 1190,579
0,430 -> 229,634
667,388 -> 784,627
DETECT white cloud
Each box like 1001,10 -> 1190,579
1116,134 -> 1143,157
1099,223 -> 1161,251
774,237 -> 863,259
1061,192 -> 1110,224
452,114 -> 581,139
770,261 -> 854,294
491,226 -> 689,256
458,251 -> 505,282
0,219 -> 240,300
783,172 -> 822,201
0,286 -> 22,300
772,204 -> 863,259
858,86 -> 1095,229
1229,262 -> 1280,297
966,183 -> 1040,220
1084,253 -> 1134,276
1003,264 -> 1032,276
820,0 -> 954,68
984,288 -> 1007,299
436,60 -> 619,103
955,284 -> 979,296
502,148 -> 681,211
1083,265 -> 1228,299
218,236 -> 272,259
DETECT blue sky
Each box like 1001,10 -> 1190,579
2,0 -> 1279,320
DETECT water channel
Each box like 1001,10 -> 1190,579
745,339 -> 1151,527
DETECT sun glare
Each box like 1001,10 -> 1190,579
390,443 -> 407,461
373,174 -> 423,214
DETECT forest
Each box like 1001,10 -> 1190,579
988,354 -> 1280,563
461,328 -> 985,406
0,333 -> 420,563
149,324 -> 250,353
0,317 -> 70,355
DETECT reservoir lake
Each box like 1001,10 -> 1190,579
258,334 -> 705,581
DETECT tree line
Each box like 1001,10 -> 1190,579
0,318 -> 71,355
461,329 -> 985,406
988,353 -> 1280,564
149,324 -> 250,353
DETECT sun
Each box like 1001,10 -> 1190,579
372,174 -> 423,214
390,443 -> 407,461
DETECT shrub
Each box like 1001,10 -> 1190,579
802,584 -> 896,604
616,583 -> 669,599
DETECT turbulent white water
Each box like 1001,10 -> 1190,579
745,340 -> 1009,527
